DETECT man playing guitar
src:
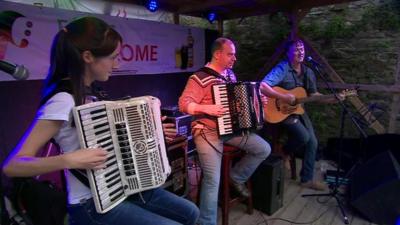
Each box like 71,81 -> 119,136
260,39 -> 346,191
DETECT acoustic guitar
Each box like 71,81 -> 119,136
263,86 -> 357,123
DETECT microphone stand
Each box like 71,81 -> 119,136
301,62 -> 368,225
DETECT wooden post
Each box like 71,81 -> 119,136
286,11 -> 299,40
256,38 -> 288,80
256,9 -> 309,80
388,46 -> 400,133
173,13 -> 180,24
217,19 -> 224,36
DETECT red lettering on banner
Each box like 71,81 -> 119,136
150,45 -> 157,61
121,44 -> 133,61
120,43 -> 158,62
136,45 -> 148,61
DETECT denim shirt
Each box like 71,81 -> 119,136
262,60 -> 317,95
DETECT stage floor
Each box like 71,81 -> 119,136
187,159 -> 377,225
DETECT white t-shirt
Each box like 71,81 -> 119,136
37,92 -> 92,204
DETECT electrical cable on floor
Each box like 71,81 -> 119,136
316,195 -> 333,204
255,206 -> 332,225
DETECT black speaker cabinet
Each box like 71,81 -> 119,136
162,136 -> 189,197
350,151 -> 400,225
251,155 -> 284,215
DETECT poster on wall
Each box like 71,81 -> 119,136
0,1 -> 205,81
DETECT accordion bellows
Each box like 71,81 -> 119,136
73,96 -> 171,213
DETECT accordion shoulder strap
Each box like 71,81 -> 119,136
69,169 -> 90,188
191,67 -> 227,88
47,139 -> 90,188
197,67 -> 228,82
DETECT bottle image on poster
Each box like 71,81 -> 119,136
187,29 -> 194,68
180,45 -> 188,69
175,47 -> 182,68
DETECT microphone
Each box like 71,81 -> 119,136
305,56 -> 322,67
0,60 -> 29,80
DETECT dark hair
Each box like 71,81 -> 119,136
211,37 -> 233,56
284,38 -> 304,53
41,16 -> 122,106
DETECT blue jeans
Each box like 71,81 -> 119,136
193,129 -> 271,225
283,114 -> 318,183
67,188 -> 199,225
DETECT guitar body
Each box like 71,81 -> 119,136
263,87 -> 356,123
263,86 -> 306,123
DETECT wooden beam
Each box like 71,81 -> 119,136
317,82 -> 400,93
175,0 -> 358,19
302,37 -> 386,134
177,0 -> 239,14
180,4 -> 282,20
219,1 -> 355,19
101,0 -> 361,20
291,0 -> 358,10
219,7 -> 281,20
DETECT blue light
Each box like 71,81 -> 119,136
207,12 -> 216,23
146,0 -> 158,12
396,216 -> 400,225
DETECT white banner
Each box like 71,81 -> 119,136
0,1 -> 205,81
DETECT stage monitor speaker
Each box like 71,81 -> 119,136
251,155 -> 284,215
325,134 -> 400,172
350,150 -> 400,225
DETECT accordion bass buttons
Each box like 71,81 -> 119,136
133,141 -> 147,154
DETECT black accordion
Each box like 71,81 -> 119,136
212,82 -> 264,136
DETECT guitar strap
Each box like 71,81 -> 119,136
284,64 -> 310,123
302,64 -> 311,92
292,64 -> 310,92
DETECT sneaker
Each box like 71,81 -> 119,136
230,179 -> 250,198
300,180 -> 328,191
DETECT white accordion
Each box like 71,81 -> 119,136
73,96 -> 171,213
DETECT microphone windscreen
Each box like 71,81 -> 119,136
13,65 -> 29,80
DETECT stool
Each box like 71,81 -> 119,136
264,123 -> 297,180
220,145 -> 253,225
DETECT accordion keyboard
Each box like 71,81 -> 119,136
79,104 -> 125,210
212,84 -> 233,136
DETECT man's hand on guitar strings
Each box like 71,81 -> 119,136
283,93 -> 296,105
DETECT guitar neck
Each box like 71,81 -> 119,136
298,94 -> 335,104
